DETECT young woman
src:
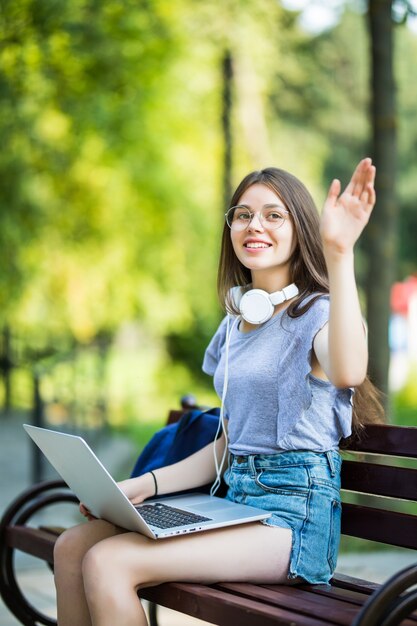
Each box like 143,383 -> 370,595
54,158 -> 383,626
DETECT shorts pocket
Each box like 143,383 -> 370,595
254,468 -> 310,529
255,467 -> 309,497
327,499 -> 342,573
308,463 -> 341,493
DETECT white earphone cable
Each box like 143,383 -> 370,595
210,315 -> 240,496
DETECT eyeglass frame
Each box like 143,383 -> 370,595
224,204 -> 290,231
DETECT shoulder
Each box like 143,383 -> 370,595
202,315 -> 231,375
291,292 -> 329,320
309,293 -> 329,316
285,293 -> 329,336
212,315 -> 230,340
299,292 -> 329,308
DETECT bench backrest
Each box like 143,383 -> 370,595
342,424 -> 417,549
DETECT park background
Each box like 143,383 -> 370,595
1,1 -> 417,621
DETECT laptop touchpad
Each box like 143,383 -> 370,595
188,501 -> 230,513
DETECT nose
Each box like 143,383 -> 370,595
247,212 -> 264,231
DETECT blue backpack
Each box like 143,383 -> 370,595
130,407 -> 227,497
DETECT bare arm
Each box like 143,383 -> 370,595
118,432 -> 227,505
314,158 -> 376,388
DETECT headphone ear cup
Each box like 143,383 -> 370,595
239,289 -> 274,324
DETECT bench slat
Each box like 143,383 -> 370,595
140,582 -> 337,626
342,460 -> 417,501
304,583 -> 373,605
341,503 -> 417,549
331,572 -> 379,593
5,526 -> 55,563
262,579 -> 417,624
217,582 -> 366,626
347,425 -> 417,458
303,574 -> 417,626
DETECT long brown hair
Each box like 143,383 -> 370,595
217,167 -> 385,433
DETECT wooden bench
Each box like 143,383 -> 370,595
1,405 -> 417,626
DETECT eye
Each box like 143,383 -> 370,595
234,209 -> 251,221
264,210 -> 285,222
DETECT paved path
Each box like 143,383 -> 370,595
1,411 -> 416,625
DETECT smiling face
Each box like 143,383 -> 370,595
230,183 -> 297,290
218,167 -> 329,314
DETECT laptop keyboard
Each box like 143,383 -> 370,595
136,502 -> 212,529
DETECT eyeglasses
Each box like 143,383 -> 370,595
225,205 -> 289,231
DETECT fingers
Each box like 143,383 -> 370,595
326,178 -> 341,205
353,159 -> 372,197
360,163 -> 375,198
363,182 -> 376,212
368,163 -> 376,187
130,496 -> 145,505
345,158 -> 373,197
359,162 -> 376,212
79,502 -> 96,520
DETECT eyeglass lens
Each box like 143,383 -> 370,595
226,206 -> 287,230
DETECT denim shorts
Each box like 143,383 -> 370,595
223,450 -> 342,585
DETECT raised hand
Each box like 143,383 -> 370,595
320,158 -> 376,257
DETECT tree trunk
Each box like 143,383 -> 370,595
366,0 -> 397,408
222,50 -> 233,209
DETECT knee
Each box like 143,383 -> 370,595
54,521 -> 104,572
54,525 -> 84,571
54,519 -> 116,572
81,542 -> 125,606
81,537 -> 148,595
82,542 -> 100,579
82,541 -> 116,587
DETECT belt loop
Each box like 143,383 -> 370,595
248,455 -> 256,478
325,451 -> 336,477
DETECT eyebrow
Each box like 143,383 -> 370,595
236,203 -> 287,210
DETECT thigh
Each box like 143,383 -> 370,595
90,521 -> 293,586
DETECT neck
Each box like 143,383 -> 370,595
251,269 -> 292,293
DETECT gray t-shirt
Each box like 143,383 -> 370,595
202,295 -> 353,455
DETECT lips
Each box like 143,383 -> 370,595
243,239 -> 272,249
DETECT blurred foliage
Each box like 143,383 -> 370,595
1,0 -> 416,423
0,0 -> 212,339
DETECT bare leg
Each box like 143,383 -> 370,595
54,520 -> 126,626
82,522 -> 293,626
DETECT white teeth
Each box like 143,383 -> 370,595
245,242 -> 270,248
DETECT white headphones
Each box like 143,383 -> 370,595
229,283 -> 299,325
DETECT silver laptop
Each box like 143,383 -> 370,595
23,424 -> 271,539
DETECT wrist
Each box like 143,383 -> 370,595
323,243 -> 354,258
323,248 -> 355,272
149,470 -> 158,497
